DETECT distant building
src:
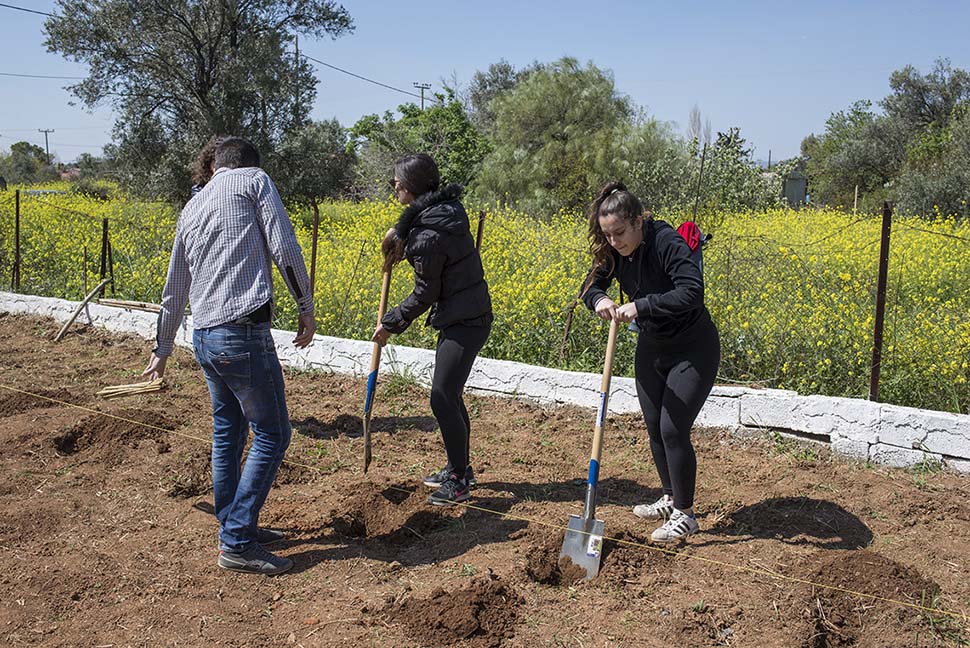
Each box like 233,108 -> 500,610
783,169 -> 808,208
59,167 -> 81,181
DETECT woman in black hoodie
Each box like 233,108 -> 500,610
582,181 -> 720,543
373,154 -> 492,506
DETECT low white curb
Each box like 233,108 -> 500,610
2,291 -> 968,473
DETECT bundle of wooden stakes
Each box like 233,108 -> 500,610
97,378 -> 165,400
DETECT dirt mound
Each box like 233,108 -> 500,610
0,387 -> 80,417
164,449 -> 211,498
382,575 -> 522,648
798,550 -> 943,648
52,409 -> 173,462
523,528 -> 674,587
523,532 -> 586,586
600,530 -> 675,585
329,482 -> 460,543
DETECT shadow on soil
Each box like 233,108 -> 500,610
477,476 -> 660,508
219,481 -> 530,575
700,496 -> 873,550
291,414 -> 437,440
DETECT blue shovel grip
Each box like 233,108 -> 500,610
363,370 -> 378,413
587,458 -> 600,486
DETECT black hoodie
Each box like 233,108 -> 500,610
582,219 -> 714,350
381,184 -> 492,333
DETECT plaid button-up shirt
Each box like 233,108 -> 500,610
154,167 -> 314,357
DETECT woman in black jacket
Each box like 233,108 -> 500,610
582,181 -> 720,543
373,153 -> 492,506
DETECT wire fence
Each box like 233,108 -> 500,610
1,190 -> 968,414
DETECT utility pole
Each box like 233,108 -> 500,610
38,129 -> 54,165
294,33 -> 301,125
413,82 -> 431,110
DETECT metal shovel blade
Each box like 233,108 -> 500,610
362,415 -> 372,473
559,514 -> 605,580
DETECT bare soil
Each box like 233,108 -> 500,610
0,313 -> 968,647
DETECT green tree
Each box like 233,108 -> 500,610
801,100 -> 904,210
349,92 -> 489,199
0,141 -> 58,184
699,128 -> 779,213
883,59 -> 970,137
466,59 -> 543,134
272,119 -> 355,208
474,57 -> 636,216
45,0 -> 353,200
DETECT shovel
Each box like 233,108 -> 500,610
363,268 -> 392,473
560,316 -> 620,580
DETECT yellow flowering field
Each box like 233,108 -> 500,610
1,185 -> 968,414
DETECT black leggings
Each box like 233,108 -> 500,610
635,321 -> 720,510
430,321 -> 491,476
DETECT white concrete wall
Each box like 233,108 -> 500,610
2,291 -> 968,473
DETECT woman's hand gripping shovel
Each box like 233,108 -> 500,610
363,267 -> 392,473
559,316 -> 620,580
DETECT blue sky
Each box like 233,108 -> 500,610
1,1 -> 968,163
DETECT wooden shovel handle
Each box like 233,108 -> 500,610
589,318 -> 620,467
368,270 -> 392,373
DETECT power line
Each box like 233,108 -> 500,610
303,54 -> 422,99
0,71 -> 85,80
0,2 -> 51,16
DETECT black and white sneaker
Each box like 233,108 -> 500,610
633,494 -> 674,520
427,475 -> 471,506
650,509 -> 699,543
423,464 -> 476,488
218,544 -> 293,575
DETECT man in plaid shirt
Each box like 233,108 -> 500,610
143,137 -> 314,575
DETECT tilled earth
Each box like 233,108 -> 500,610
0,313 -> 968,647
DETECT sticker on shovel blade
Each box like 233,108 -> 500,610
586,534 -> 603,558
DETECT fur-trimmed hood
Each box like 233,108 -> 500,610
392,183 -> 466,239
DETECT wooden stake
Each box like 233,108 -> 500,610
54,278 -> 111,342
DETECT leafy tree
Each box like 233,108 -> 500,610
801,100 -> 904,210
272,119 -> 355,208
802,60 -> 970,216
701,128 -> 779,213
883,59 -> 970,137
896,106 -> 970,218
349,92 -> 489,199
0,141 -> 58,184
466,59 -> 543,134
473,57 -> 636,216
45,0 -> 354,200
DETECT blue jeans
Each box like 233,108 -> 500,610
192,322 -> 291,552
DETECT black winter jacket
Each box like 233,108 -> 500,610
381,184 -> 492,333
582,219 -> 714,351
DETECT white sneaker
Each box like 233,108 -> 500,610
650,509 -> 698,543
633,494 -> 674,520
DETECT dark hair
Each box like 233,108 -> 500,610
394,153 -> 440,196
191,135 -> 228,186
214,137 -> 261,170
584,181 -> 651,290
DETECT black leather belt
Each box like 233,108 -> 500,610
231,302 -> 272,325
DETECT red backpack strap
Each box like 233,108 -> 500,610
677,221 -> 702,252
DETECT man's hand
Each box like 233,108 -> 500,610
294,312 -> 316,348
142,353 -> 167,380
593,297 -> 618,321
615,302 -> 639,323
372,324 -> 391,347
